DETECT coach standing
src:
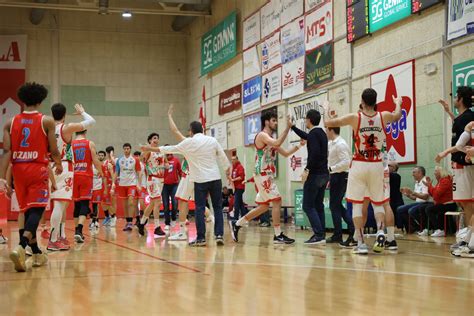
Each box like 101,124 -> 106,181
289,110 -> 329,245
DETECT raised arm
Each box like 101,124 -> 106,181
381,96 -> 403,124
324,113 -> 358,130
438,99 -> 455,121
277,140 -> 305,157
168,105 -> 186,142
62,104 -> 96,141
90,142 -> 103,176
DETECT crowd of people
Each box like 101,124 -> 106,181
1,82 -> 473,272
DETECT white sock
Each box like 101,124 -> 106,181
387,226 -> 395,242
468,228 -> 474,249
60,222 -> 66,238
274,225 -> 281,236
236,217 -> 248,227
355,229 -> 364,246
50,201 -> 64,242
465,227 -> 472,243
180,222 -> 186,234
154,219 -> 160,227
140,216 -> 149,225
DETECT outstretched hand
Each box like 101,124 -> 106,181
287,115 -> 294,127
168,104 -> 174,117
73,103 -> 85,115
392,95 -> 402,106
438,99 -> 450,112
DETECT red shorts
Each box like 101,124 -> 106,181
138,187 -> 147,200
117,185 -> 138,199
12,163 -> 50,212
92,189 -> 103,204
73,174 -> 93,201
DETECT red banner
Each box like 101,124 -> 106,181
218,85 -> 241,115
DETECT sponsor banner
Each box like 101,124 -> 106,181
282,56 -> 305,99
219,85 -> 242,115
261,31 -> 281,73
447,0 -> 474,41
305,0 -> 333,51
370,60 -> 416,164
261,0 -> 281,38
281,16 -> 305,64
288,92 -> 327,144
243,45 -> 261,81
201,11 -> 237,75
262,67 -> 282,106
369,0 -> 411,33
210,121 -> 228,150
304,42 -> 333,89
242,76 -> 262,114
243,11 -> 261,50
288,147 -> 307,181
280,0 -> 304,26
452,59 -> 474,115
305,0 -> 326,12
244,112 -> 261,146
0,35 -> 27,148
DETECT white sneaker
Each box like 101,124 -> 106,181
25,245 -> 33,256
452,245 -> 470,257
0,234 -> 8,244
109,217 -> 117,227
94,222 -> 100,228
171,221 -> 177,228
164,225 -> 170,231
352,243 -> 369,255
430,229 -> 445,237
417,229 -> 429,236
169,232 -> 188,241
30,253 -> 48,267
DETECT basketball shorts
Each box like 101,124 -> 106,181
146,177 -> 163,200
92,189 -> 103,204
73,174 -> 93,201
50,161 -> 74,202
10,190 -> 20,212
364,166 -> 390,202
452,163 -> 474,202
347,160 -> 385,205
117,185 -> 138,199
12,163 -> 50,212
254,173 -> 281,205
175,176 -> 194,202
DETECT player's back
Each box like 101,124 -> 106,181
72,139 -> 93,177
11,111 -> 49,165
353,111 -> 386,163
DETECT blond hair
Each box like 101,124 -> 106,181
435,165 -> 451,178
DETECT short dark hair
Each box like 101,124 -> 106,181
261,110 -> 278,129
76,130 -> 87,135
98,150 -> 106,155
51,103 -> 67,121
123,143 -> 131,149
306,109 -> 321,126
415,166 -> 426,176
190,121 -> 203,134
147,133 -> 159,143
105,146 -> 114,154
133,151 -> 141,156
361,88 -> 377,107
457,86 -> 473,108
328,127 -> 340,135
17,82 -> 48,106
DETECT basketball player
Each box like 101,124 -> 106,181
89,150 -> 107,234
137,133 -> 168,238
102,146 -> 117,227
324,89 -> 402,254
48,102 -> 96,251
116,143 -> 142,232
0,82 -> 62,272
230,111 -> 303,244
134,150 -> 147,225
72,130 -> 103,243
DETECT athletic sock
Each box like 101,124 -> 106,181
468,228 -> 474,249
60,223 -> 66,238
126,217 -> 133,223
274,225 -> 281,236
179,222 -> 186,234
140,216 -> 149,225
104,210 -> 110,218
154,219 -> 160,227
387,226 -> 395,242
465,227 -> 472,243
135,215 -> 140,223
236,217 -> 249,227
77,224 -> 83,234
19,236 -> 29,248
111,214 -> 116,218
19,228 -> 25,240
30,242 -> 42,254
355,228 -> 364,246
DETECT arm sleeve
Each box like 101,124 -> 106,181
80,112 -> 96,129
215,141 -> 231,170
160,138 -> 190,155
330,141 -> 351,173
455,131 -> 471,152
291,126 -> 308,140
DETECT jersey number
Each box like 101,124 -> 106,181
75,148 -> 86,161
20,128 -> 30,147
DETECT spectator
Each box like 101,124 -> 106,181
389,162 -> 404,227
230,155 -> 246,220
418,166 -> 457,237
222,187 -> 232,209
396,166 -> 431,233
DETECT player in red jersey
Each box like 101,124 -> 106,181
102,146 -> 117,227
71,130 -> 103,243
0,82 -> 62,272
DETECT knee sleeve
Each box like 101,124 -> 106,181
373,205 -> 385,215
24,207 -> 44,234
92,204 -> 98,218
352,203 -> 363,218
74,201 -> 81,218
80,200 -> 90,217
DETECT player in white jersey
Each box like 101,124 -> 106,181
134,151 -> 148,225
102,146 -> 117,227
137,133 -> 168,238
116,143 -> 142,232
89,151 -> 107,234
325,88 -> 402,255
230,110 -> 304,244
47,103 -> 96,251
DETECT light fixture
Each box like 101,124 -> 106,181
122,10 -> 132,18
98,0 -> 109,15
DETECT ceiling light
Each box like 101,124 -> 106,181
122,10 -> 132,18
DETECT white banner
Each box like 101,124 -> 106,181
281,0 -> 304,26
305,0 -> 333,51
261,31 -> 281,73
282,56 -> 305,99
281,16 -> 305,64
0,35 -> 27,69
288,92 -> 327,143
261,0 -> 281,38
447,0 -> 474,41
288,147 -> 307,182
370,60 -> 416,164
210,121 -> 228,150
243,11 -> 261,50
243,45 -> 261,81
305,0 -> 326,12
262,67 -> 282,106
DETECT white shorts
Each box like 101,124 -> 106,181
347,160 -> 386,205
50,161 -> 74,202
365,167 -> 390,201
452,164 -> 474,202
176,176 -> 194,202
10,191 -> 20,212
254,173 -> 281,205
146,177 -> 163,200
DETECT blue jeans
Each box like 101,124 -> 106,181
194,180 -> 224,240
162,184 -> 178,225
303,173 -> 329,237
233,188 -> 246,220
329,172 -> 354,238
396,202 -> 422,232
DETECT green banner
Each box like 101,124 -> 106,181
201,11 -> 237,76
304,42 -> 333,90
452,59 -> 474,115
369,0 -> 411,33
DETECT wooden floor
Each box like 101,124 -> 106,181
0,219 -> 473,315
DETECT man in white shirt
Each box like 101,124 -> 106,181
142,121 -> 231,247
326,127 -> 355,247
396,166 -> 431,233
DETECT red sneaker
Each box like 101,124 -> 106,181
47,240 -> 63,251
59,237 -> 70,247
41,229 -> 50,239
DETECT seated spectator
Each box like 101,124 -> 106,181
396,166 -> 431,233
389,162 -> 404,221
417,166 -> 457,237
222,187 -> 232,210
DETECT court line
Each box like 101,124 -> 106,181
407,251 -> 458,260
